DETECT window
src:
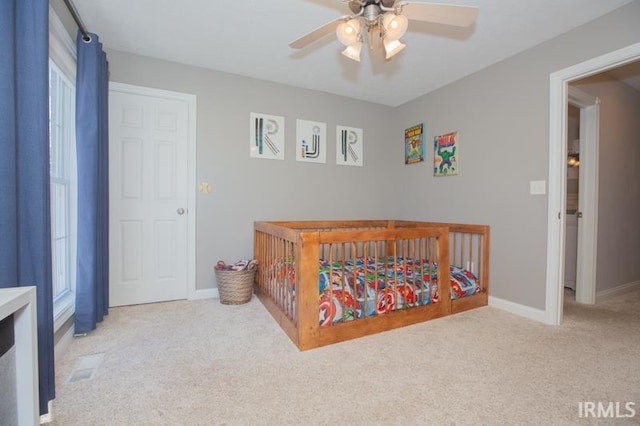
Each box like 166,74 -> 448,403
49,62 -> 75,310
49,7 -> 77,330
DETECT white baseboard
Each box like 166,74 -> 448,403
54,324 -> 75,361
596,280 -> 640,302
191,288 -> 219,300
488,296 -> 547,323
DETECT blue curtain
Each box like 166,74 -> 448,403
0,0 -> 55,415
75,31 -> 109,334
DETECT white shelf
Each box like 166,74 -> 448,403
0,287 -> 39,426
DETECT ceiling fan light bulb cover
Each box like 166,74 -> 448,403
382,13 -> 408,41
342,42 -> 362,62
384,38 -> 406,60
336,19 -> 361,46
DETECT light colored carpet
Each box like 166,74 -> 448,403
50,289 -> 640,425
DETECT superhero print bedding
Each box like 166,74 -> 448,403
318,257 -> 480,326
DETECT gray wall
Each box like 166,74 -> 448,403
106,51 -> 397,290
573,74 -> 640,293
392,1 -> 640,309
49,0 -> 77,36
65,0 -> 640,309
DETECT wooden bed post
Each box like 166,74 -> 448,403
482,225 -> 490,296
297,231 -> 320,350
253,224 -> 261,289
386,220 -> 396,257
437,228 -> 452,315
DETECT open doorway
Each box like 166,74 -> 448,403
563,87 -> 599,306
563,104 -> 580,299
545,42 -> 640,325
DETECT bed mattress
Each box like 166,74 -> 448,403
318,257 -> 479,325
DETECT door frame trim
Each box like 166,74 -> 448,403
109,82 -> 197,301
545,42 -> 640,325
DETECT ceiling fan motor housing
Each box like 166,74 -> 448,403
364,4 -> 382,25
349,0 -> 396,15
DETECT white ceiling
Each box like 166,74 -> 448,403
73,0 -> 635,107
607,60 -> 640,92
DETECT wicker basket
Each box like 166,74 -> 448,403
215,268 -> 256,305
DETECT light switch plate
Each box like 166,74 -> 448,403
530,180 -> 546,195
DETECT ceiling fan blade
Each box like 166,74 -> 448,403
289,16 -> 350,49
402,2 -> 479,27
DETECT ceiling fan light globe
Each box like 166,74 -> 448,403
383,38 -> 406,60
342,42 -> 362,62
382,13 -> 408,41
336,19 -> 361,46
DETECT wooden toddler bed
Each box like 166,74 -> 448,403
254,220 -> 489,350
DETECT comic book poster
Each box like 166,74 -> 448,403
434,131 -> 458,176
404,123 -> 424,164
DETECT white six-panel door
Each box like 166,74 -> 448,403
109,84 -> 195,307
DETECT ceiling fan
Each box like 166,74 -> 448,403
290,0 -> 479,62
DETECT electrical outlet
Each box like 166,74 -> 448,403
530,180 -> 546,195
198,182 -> 212,195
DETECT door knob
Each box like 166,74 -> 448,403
577,211 -> 583,218
177,208 -> 185,215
